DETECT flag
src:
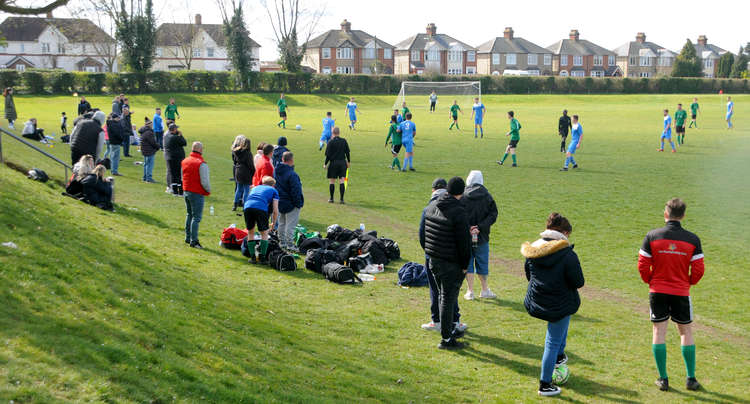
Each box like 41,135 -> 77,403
344,168 -> 349,189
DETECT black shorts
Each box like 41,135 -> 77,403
559,131 -> 568,137
508,139 -> 519,148
279,111 -> 287,118
649,292 -> 693,324
691,114 -> 697,120
452,115 -> 458,121
327,160 -> 347,179
676,125 -> 685,134
391,144 -> 402,154
244,207 -> 270,232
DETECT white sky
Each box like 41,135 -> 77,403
3,0 -> 747,60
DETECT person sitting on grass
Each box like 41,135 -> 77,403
244,175 -> 280,264
22,118 -> 45,142
81,164 -> 114,211
67,154 -> 96,197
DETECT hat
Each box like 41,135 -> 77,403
447,177 -> 465,196
277,136 -> 287,147
168,123 -> 179,130
431,178 -> 447,190
466,170 -> 483,186
92,110 -> 106,126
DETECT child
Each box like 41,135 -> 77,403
345,97 -> 360,130
319,111 -> 335,151
658,109 -> 676,153
449,100 -> 462,130
60,112 -> 68,135
560,115 -> 582,171
397,112 -> 416,172
385,115 -> 402,170
471,97 -> 486,138
498,111 -> 521,167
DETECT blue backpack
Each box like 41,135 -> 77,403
397,262 -> 429,287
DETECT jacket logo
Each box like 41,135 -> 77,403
669,244 -> 677,251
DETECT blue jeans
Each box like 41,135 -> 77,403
110,144 -> 121,174
184,191 -> 204,243
426,256 -> 460,324
142,154 -> 155,181
234,183 -> 250,205
155,131 -> 164,149
467,241 -> 489,275
540,315 -> 570,383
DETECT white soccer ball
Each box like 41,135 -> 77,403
295,124 -> 302,131
552,364 -> 570,385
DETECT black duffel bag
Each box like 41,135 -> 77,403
322,262 -> 362,284
305,248 -> 340,273
299,237 -> 330,254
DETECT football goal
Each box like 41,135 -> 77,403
393,81 -> 481,111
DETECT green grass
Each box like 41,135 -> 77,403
1,93 -> 749,403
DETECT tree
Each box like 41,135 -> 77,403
115,0 -> 156,74
716,52 -> 734,78
671,39 -> 703,77
0,0 -> 69,14
217,0 -> 252,85
264,0 -> 324,72
166,18 -> 199,70
730,46 -> 748,78
69,1 -> 119,72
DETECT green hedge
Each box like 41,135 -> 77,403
2,69 -> 748,95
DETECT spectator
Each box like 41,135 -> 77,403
252,143 -> 274,186
521,213 -> 584,397
106,113 -> 124,176
272,136 -> 289,169
275,151 -> 304,251
421,178 -> 467,333
111,95 -> 122,117
153,107 -> 165,148
21,118 -> 45,142
462,170 -> 499,300
67,154 -> 96,197
70,111 -> 106,165
4,87 -> 16,129
181,141 -> 211,249
232,135 -> 254,211
163,123 -> 187,195
323,127 -> 350,204
419,176 -> 471,350
81,164 -> 114,211
254,141 -> 268,165
243,176 -> 279,264
139,117 -> 159,183
77,96 -> 91,116
120,105 -> 133,157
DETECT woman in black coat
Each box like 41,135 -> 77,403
520,213 -> 584,397
231,135 -> 254,211
81,165 -> 114,210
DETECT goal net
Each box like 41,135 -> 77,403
393,81 -> 481,111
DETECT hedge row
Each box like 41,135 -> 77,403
0,69 -> 747,95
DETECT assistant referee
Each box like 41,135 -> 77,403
324,127 -> 350,204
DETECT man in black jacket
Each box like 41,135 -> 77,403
106,114 -> 124,176
558,110 -> 572,153
323,127 -> 350,204
120,106 -> 134,157
163,123 -> 187,195
77,96 -> 91,116
70,110 -> 106,165
419,176 -> 471,350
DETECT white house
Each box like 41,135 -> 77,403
0,14 -> 117,72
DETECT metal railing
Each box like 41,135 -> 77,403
0,127 -> 72,181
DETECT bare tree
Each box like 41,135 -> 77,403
0,0 -> 69,14
164,13 -> 198,70
68,1 -> 119,72
263,0 -> 324,72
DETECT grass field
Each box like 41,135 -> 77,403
0,92 -> 749,403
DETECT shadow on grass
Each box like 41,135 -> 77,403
117,205 -> 170,228
465,332 -> 593,366
667,385 -> 750,404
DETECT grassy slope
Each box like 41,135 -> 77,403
0,93 -> 748,403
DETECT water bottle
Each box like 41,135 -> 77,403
209,205 -> 215,216
360,223 -> 365,232
472,232 -> 478,249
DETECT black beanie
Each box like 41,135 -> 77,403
277,136 -> 287,146
447,176 -> 465,196
431,178 -> 447,190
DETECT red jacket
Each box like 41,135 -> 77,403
181,151 -> 210,196
638,221 -> 704,296
253,154 -> 274,186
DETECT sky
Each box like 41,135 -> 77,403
3,0 -> 748,60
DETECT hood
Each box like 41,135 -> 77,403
430,188 -> 447,202
521,239 -> 570,260
464,183 -> 490,200
275,162 -> 293,176
277,136 -> 287,146
436,191 -> 460,209
466,170 -> 483,186
92,111 -> 106,126
138,125 -> 153,134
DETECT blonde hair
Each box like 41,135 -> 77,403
75,155 -> 95,180
261,176 -> 276,186
93,165 -> 107,179
232,135 -> 249,152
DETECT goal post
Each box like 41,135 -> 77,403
393,81 -> 481,111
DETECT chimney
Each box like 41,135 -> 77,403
195,14 -> 202,25
636,32 -> 646,43
503,27 -> 514,40
45,11 -> 53,18
569,29 -> 580,41
340,19 -> 351,32
426,23 -> 437,36
697,35 -> 707,46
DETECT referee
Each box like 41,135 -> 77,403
324,127 -> 350,204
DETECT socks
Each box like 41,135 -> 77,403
677,135 -> 681,144
561,140 -> 566,152
660,140 -> 665,150
455,123 -> 459,130
511,154 -> 517,165
500,153 -> 508,163
564,156 -> 570,168
282,121 -> 286,128
392,157 -> 401,169
474,127 -> 478,137
681,134 -> 686,144
480,127 -> 483,137
570,156 -> 576,166
339,183 -> 345,201
652,343 -> 668,379
670,141 -> 676,151
449,123 -> 454,130
259,239 -> 269,256
682,345 -> 696,378
329,184 -> 335,200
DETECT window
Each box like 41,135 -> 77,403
42,42 -> 50,53
593,55 -> 603,66
426,47 -> 440,62
384,48 -> 392,59
322,66 -> 331,74
573,55 -> 583,66
608,55 -> 615,66
16,64 -> 25,72
639,56 -> 650,66
527,54 -> 538,65
207,47 -> 215,57
336,47 -> 353,59
57,43 -> 65,54
156,48 -> 163,57
544,54 -> 552,65
336,66 -> 353,74
704,59 -> 713,68
506,53 -> 517,65
447,68 -> 462,75
492,53 -> 500,65
20,43 -> 24,52
571,70 -> 585,77
362,66 -> 371,74
193,48 -> 202,58
560,54 -> 568,66
591,70 -> 603,77
629,56 -> 637,65
322,47 -> 331,59
448,47 -> 462,62
559,70 -> 568,77
639,72 -> 651,78
364,47 -> 376,59
466,66 -> 476,74
85,66 -> 98,73
411,50 -> 420,60
658,57 -> 672,67
467,51 -> 475,62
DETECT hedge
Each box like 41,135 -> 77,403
1,69 -> 748,95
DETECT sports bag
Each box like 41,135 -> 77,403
359,236 -> 389,265
381,238 -> 401,260
298,237 -> 330,254
27,168 -> 49,183
323,263 -> 362,284
348,253 -> 373,272
304,248 -> 340,273
397,262 -> 429,287
220,227 -> 248,250
276,254 -> 297,271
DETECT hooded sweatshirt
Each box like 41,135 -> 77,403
521,230 -> 585,322
462,170 -> 498,244
272,136 -> 289,169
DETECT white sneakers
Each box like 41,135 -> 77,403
421,321 -> 468,332
479,289 -> 497,299
464,291 -> 475,300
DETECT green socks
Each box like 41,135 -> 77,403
259,240 -> 269,256
682,345 -> 696,378
449,123 -> 454,129
501,153 -> 508,163
511,154 -> 517,164
652,344 -> 668,379
278,120 -> 286,128
392,157 -> 401,169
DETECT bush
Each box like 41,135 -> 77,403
22,71 -> 46,94
49,71 -> 76,93
0,70 -> 20,89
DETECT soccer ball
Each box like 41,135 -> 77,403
295,124 -> 302,131
552,364 -> 570,385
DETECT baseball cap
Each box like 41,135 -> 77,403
431,178 -> 447,190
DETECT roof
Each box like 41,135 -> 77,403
606,65 -> 623,76
305,29 -> 393,49
1,55 -> 35,67
156,23 -> 260,48
694,43 -> 728,58
476,37 -> 550,54
395,33 -> 475,52
613,40 -> 675,57
546,38 -> 615,56
0,16 -> 113,43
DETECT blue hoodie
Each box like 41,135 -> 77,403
274,162 -> 304,213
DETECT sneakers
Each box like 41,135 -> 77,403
409,168 -> 416,172
339,200 -> 345,204
421,321 -> 439,331
655,377 -> 669,391
185,237 -> 190,244
511,163 -> 517,167
464,290 -> 474,300
479,289 -> 497,299
572,164 -> 578,169
657,149 -> 664,152
560,167 -> 568,171
189,241 -> 203,249
437,339 -> 465,350
538,381 -> 561,396
555,353 -> 568,367
455,322 -> 468,332
496,160 -> 504,166
671,150 -> 677,153
686,377 -> 701,391
327,199 -> 334,203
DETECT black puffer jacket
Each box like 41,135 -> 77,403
163,131 -> 186,160
106,118 -> 124,146
419,192 -> 471,268
80,174 -> 112,206
462,184 -> 498,244
232,148 -> 254,185
521,233 -> 585,322
138,124 -> 159,156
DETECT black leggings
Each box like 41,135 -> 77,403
165,158 -> 182,188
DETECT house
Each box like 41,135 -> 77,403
476,28 -> 553,76
394,23 -> 477,75
693,35 -> 728,78
302,19 -> 394,74
260,61 -> 282,73
0,14 -> 116,72
613,33 -> 676,78
153,14 -> 260,72
546,30 -> 619,77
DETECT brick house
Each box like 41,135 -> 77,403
302,19 -> 394,74
613,33 -> 676,78
394,23 -> 477,75
693,35 -> 729,78
546,30 -> 620,77
476,27 -> 553,76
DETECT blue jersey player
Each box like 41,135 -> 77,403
397,112 -> 416,172
659,109 -> 676,153
345,97 -> 360,130
471,97 -> 486,138
319,111 -> 335,150
560,115 -> 583,171
726,96 -> 734,129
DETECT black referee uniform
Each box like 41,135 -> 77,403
324,136 -> 350,203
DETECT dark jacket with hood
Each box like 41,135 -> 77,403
163,130 -> 187,161
272,136 -> 289,169
274,162 -> 304,213
419,192 -> 471,269
106,118 -> 124,146
80,174 -> 112,205
138,124 -> 159,157
232,147 -> 254,185
462,183 -> 498,244
521,230 -> 585,322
